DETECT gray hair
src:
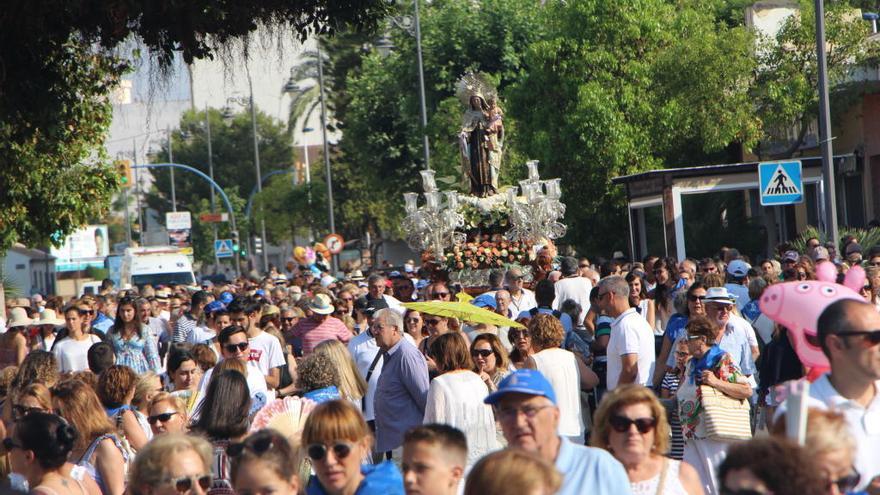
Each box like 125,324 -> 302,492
598,276 -> 630,298
748,277 -> 768,301
672,290 -> 689,316
367,273 -> 386,285
374,308 -> 403,332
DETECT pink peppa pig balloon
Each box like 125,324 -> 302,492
758,261 -> 864,381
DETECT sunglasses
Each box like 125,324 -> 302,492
12,405 -> 43,419
2,438 -> 21,451
471,349 -> 493,358
78,310 -> 95,316
306,442 -> 354,461
827,471 -> 861,493
162,475 -> 212,493
509,330 -> 528,339
405,317 -> 421,323
836,330 -> 880,347
431,292 -> 451,299
688,295 -> 706,302
424,319 -> 441,326
147,412 -> 179,424
227,434 -> 273,457
223,342 -> 249,353
609,415 -> 657,434
796,272 -> 808,279
282,317 -> 296,322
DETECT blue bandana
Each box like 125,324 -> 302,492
690,344 -> 725,384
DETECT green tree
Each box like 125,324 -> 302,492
508,0 -> 760,255
753,0 -> 880,158
327,0 -> 544,243
144,107 -> 292,263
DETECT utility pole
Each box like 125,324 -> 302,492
815,0 -> 839,244
248,77 -> 269,274
317,43 -> 338,273
206,105 -> 220,272
168,125 -> 177,212
133,138 -> 144,245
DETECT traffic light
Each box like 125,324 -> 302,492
232,231 -> 240,253
114,160 -> 133,187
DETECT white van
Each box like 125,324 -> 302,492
121,247 -> 196,288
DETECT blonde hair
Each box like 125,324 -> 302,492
772,408 -> 855,457
528,314 -> 564,350
148,392 -> 187,416
128,434 -> 212,495
590,384 -> 670,455
301,400 -> 371,447
51,379 -> 115,450
133,372 -> 160,410
15,382 -> 52,410
314,340 -> 367,401
464,449 -> 561,495
215,358 -> 246,376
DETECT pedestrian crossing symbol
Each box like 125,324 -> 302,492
759,161 -> 803,206
215,239 -> 234,259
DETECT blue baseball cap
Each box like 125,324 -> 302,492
484,369 -> 557,405
472,293 -> 497,309
204,301 -> 226,316
219,291 -> 234,305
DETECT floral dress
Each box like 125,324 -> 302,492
676,353 -> 744,439
110,326 -> 162,374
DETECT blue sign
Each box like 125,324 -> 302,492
214,239 -> 234,259
759,160 -> 803,206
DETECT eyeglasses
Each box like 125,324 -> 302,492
687,295 -> 706,302
147,411 -> 179,424
471,349 -> 493,358
223,342 -> 249,353
827,470 -> 861,493
835,330 -> 880,347
227,434 -> 273,457
282,317 -> 296,322
2,438 -> 21,451
496,404 -> 553,420
162,474 -> 212,493
306,442 -> 354,461
708,303 -> 734,312
609,415 -> 657,434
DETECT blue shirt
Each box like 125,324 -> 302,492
555,437 -> 632,495
719,320 -> 755,375
92,313 -> 113,335
307,460 -> 404,495
374,339 -> 430,452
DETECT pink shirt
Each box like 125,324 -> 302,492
291,316 -> 352,355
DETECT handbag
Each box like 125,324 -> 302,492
699,385 -> 752,441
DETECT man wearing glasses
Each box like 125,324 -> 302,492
505,268 -> 537,316
779,299 -> 880,492
484,369 -> 631,495
191,325 -> 268,419
702,287 -> 756,381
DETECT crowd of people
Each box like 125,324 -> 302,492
0,238 -> 878,495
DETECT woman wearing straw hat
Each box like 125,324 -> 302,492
0,307 -> 30,368
31,309 -> 65,352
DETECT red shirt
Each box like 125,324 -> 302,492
291,316 -> 352,355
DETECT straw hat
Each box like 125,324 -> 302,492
36,309 -> 65,327
7,307 -> 33,328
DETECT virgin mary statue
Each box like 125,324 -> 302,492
457,73 -> 503,197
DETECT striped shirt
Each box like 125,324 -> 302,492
291,316 -> 352,355
661,371 -> 685,460
173,313 -> 198,343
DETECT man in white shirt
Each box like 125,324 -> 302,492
597,276 -> 655,390
229,298 -> 285,391
795,299 -> 880,491
505,267 -> 537,315
553,257 -> 592,326
54,306 -> 103,373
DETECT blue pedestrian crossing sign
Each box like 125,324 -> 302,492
215,239 -> 234,259
759,160 -> 803,206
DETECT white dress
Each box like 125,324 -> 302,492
423,370 -> 499,466
631,459 -> 690,495
530,347 -> 584,442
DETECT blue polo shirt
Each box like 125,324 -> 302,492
555,437 -> 632,495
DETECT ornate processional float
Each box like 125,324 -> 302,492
402,73 -> 567,288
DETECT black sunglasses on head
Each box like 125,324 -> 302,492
227,434 -> 273,457
306,442 -> 354,461
827,470 -> 861,493
223,342 -> 249,353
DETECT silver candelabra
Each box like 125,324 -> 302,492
505,161 -> 567,243
402,170 -> 466,261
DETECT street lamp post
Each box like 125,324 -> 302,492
377,0 -> 431,170
815,0 -> 839,244
167,126 -> 177,211
223,80 -> 270,275
205,105 -> 220,271
316,44 -> 338,274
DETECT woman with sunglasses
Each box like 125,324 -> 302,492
506,324 -> 532,369
653,283 -> 707,388
301,400 -> 404,495
418,315 -> 450,372
402,310 -> 426,350
129,433 -> 214,495
676,316 -> 752,495
147,392 -> 188,436
470,333 -> 511,392
592,385 -> 702,495
228,429 -> 300,495
108,297 -> 162,375
6,412 -> 88,495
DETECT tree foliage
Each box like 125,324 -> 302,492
0,0 -> 389,253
